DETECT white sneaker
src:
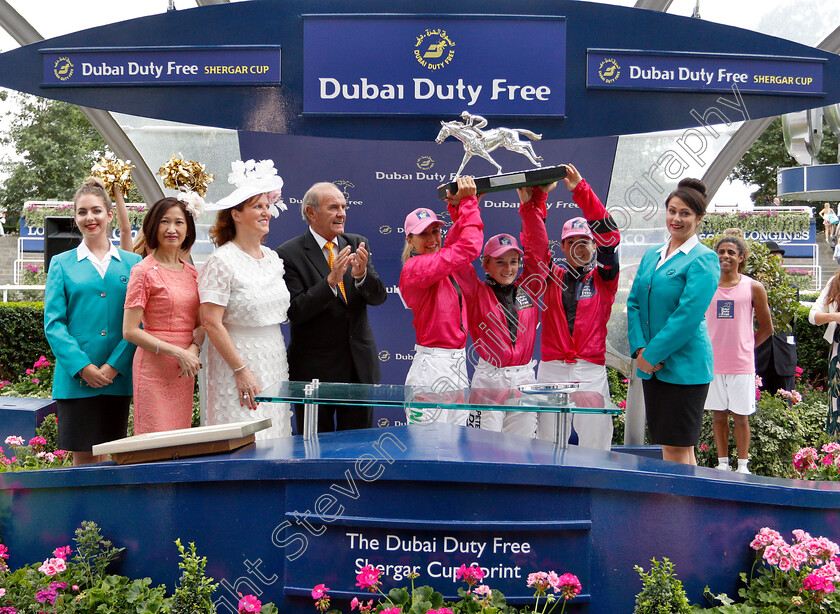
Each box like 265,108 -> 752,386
736,466 -> 751,475
715,463 -> 730,471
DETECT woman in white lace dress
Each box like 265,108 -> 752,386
198,160 -> 291,439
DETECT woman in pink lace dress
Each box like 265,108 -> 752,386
123,197 -> 203,434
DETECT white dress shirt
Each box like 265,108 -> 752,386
76,241 -> 121,279
655,234 -> 699,270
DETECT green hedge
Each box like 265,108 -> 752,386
0,301 -> 830,410
698,210 -> 810,235
795,303 -> 829,387
0,302 -> 51,381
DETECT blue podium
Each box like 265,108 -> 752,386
2,423 -> 840,613
0,396 -> 56,444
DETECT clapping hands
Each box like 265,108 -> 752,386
327,243 -> 369,287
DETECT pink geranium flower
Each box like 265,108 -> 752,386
38,557 -> 66,576
29,435 -> 47,447
311,584 -> 328,599
528,571 -> 551,594
473,584 -> 491,597
823,442 -> 840,454
750,527 -> 784,551
804,572 -> 835,594
557,573 -> 582,600
763,545 -> 781,565
53,546 -> 72,560
793,448 -> 819,473
238,594 -> 261,613
456,564 -> 485,586
36,587 -> 58,605
380,608 -> 402,614
3,436 -> 23,446
355,564 -> 382,592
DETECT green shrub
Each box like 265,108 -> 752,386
169,539 -> 218,614
608,367 -> 630,445
699,211 -> 810,236
0,302 -> 51,381
796,303 -> 829,388
634,557 -> 691,614
0,354 -> 54,398
0,521 -> 280,613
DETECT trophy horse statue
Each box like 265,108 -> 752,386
435,111 -> 543,179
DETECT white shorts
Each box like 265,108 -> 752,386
404,345 -> 469,426
704,373 -> 756,416
535,359 -> 614,450
468,359 -> 537,437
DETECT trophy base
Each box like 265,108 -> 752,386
437,165 -> 567,200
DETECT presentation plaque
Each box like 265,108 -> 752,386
437,165 -> 567,200
91,419 -> 272,465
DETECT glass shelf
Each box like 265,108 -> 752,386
256,381 -> 619,446
256,381 -> 619,414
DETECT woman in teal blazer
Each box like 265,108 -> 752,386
627,178 -> 720,465
44,177 -> 142,465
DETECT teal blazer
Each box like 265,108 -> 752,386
44,248 -> 142,399
627,241 -> 720,385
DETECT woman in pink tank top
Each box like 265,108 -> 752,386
704,234 -> 774,474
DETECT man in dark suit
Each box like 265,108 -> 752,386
755,241 -> 797,393
276,182 -> 387,432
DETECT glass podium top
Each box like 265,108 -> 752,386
256,381 -> 619,415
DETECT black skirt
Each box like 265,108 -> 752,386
642,375 -> 710,447
56,395 -> 131,452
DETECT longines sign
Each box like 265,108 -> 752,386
302,16 -> 566,116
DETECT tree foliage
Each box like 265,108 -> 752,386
728,116 -> 838,206
0,92 -> 107,227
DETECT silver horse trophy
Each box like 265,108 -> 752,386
435,111 -> 566,199
435,111 -> 543,178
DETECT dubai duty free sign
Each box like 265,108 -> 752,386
0,0 -> 836,140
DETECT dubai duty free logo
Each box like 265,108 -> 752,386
53,57 -> 74,81
414,28 -> 455,70
332,180 -> 355,200
417,156 -> 434,170
598,58 -> 620,84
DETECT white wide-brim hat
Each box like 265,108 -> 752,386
205,159 -> 286,217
